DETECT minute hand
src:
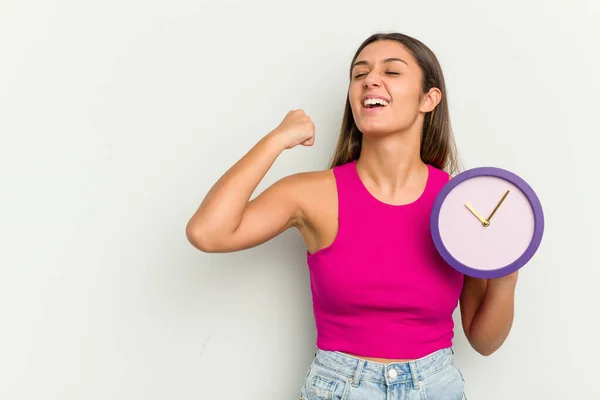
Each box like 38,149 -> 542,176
487,190 -> 510,222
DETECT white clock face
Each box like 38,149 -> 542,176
437,175 -> 535,272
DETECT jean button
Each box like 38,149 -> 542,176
388,369 -> 398,379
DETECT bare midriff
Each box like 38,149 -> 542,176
340,352 -> 413,364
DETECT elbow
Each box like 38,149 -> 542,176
475,347 -> 497,357
186,222 -> 219,253
468,341 -> 493,357
468,336 -> 503,357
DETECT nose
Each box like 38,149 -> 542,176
363,72 -> 381,88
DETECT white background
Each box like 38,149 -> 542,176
1,0 -> 598,398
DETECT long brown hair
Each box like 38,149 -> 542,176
329,32 -> 462,175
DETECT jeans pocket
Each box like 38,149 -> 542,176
303,362 -> 350,400
451,363 -> 466,383
452,364 -> 468,400
421,363 -> 465,400
300,387 -> 308,400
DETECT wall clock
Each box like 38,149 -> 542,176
430,167 -> 544,279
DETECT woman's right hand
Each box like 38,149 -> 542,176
269,109 -> 316,150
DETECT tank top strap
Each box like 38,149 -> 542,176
420,164 -> 450,203
331,160 -> 363,223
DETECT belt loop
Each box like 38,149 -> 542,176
408,361 -> 419,390
351,359 -> 365,387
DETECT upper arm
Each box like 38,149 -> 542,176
459,275 -> 488,339
202,173 -> 311,253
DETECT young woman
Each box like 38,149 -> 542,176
186,32 -> 518,400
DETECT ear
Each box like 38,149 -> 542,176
420,87 -> 442,113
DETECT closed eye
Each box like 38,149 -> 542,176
353,71 -> 400,79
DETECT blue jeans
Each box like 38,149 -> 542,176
300,347 -> 467,400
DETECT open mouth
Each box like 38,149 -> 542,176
363,98 -> 389,109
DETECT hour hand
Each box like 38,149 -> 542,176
465,202 -> 489,226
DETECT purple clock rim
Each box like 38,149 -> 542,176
430,166 -> 545,279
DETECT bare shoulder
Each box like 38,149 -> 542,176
282,168 -> 336,218
291,168 -> 335,190
278,168 -> 338,252
284,168 -> 334,185
246,167 -> 336,231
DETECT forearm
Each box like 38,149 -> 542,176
467,273 -> 518,356
186,132 -> 285,241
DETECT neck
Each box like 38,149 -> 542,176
355,127 -> 426,193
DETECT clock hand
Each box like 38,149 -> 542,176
465,202 -> 490,227
487,190 -> 510,222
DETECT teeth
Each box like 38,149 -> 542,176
363,98 -> 389,107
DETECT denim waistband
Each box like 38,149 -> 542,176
313,347 -> 455,388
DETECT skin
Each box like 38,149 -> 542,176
186,40 -> 517,362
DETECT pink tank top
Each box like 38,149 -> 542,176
306,159 -> 464,359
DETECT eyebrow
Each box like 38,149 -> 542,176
352,57 -> 409,70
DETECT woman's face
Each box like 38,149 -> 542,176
349,40 -> 432,137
